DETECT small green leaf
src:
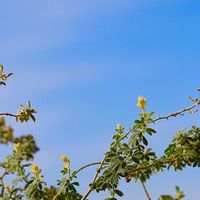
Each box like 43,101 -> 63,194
115,189 -> 124,197
72,182 -> 80,186
143,136 -> 148,145
132,156 -> 140,163
28,100 -> 31,108
146,128 -> 156,135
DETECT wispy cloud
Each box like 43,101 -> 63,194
1,64 -> 102,98
0,0 -> 159,56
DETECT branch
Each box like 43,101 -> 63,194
140,180 -> 152,200
0,170 -> 8,196
80,160 -> 106,200
0,112 -> 18,118
129,158 -> 178,176
153,99 -> 200,123
75,162 -> 101,175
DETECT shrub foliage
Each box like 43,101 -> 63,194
0,65 -> 199,200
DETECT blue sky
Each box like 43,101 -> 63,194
0,0 -> 200,199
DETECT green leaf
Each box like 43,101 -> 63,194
30,114 -> 36,122
148,112 -> 155,117
146,128 -> 156,135
159,195 -> 173,200
134,120 -> 142,124
115,189 -> 124,197
7,73 -> 13,77
143,136 -> 148,145
132,156 -> 140,163
28,100 -> 31,108
72,182 -> 80,186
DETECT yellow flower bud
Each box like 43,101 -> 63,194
31,164 -> 42,175
60,155 -> 70,164
137,96 -> 146,110
5,126 -> 14,141
4,184 -> 10,192
5,157 -> 10,164
117,123 -> 123,130
0,65 -> 3,74
60,155 -> 70,172
13,142 -> 21,153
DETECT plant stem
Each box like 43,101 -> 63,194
80,158 -> 107,200
0,170 -> 8,196
140,180 -> 152,200
153,100 -> 200,123
0,112 -> 18,118
75,162 -> 101,175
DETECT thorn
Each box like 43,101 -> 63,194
189,109 -> 198,114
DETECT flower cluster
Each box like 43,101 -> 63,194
60,155 -> 70,173
137,96 -> 146,111
31,164 -> 42,176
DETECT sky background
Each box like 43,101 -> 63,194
0,0 -> 200,199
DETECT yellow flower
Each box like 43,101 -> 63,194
5,126 -> 14,141
137,96 -> 146,110
60,155 -> 70,164
31,164 -> 42,175
60,155 -> 70,172
13,143 -> 21,153
117,123 -> 123,130
0,65 -> 3,75
4,184 -> 10,192
5,157 -> 10,164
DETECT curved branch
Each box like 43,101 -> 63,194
75,162 -> 101,175
153,100 -> 200,123
0,113 -> 18,118
140,180 -> 152,200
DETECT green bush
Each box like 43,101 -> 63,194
1,65 -> 199,200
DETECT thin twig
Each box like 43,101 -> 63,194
153,100 -> 200,123
0,112 -> 18,118
0,170 -> 8,196
75,162 -> 101,175
140,180 -> 152,200
129,158 -> 178,176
